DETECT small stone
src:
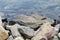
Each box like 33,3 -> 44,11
12,14 -> 43,29
7,35 -> 14,40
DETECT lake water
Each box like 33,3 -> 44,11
0,0 -> 60,21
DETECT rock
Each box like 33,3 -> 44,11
12,14 -> 54,29
12,14 -> 43,29
14,24 -> 34,38
0,25 -> 9,40
58,33 -> 60,38
0,16 -> 8,40
6,25 -> 24,40
25,39 -> 30,40
31,22 -> 56,40
42,18 -> 54,24
48,36 -> 59,40
13,14 -> 42,24
31,13 -> 46,20
53,36 -> 59,40
14,37 -> 24,40
31,13 -> 54,24
55,24 -> 60,32
7,35 -> 14,40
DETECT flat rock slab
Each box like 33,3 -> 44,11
12,14 -> 54,29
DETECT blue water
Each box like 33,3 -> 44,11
0,0 -> 60,21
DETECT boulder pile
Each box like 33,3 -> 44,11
0,13 -> 60,40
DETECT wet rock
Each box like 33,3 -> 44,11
31,22 -> 56,40
31,13 -> 46,20
7,35 -> 14,40
12,14 -> 43,29
14,24 -> 34,38
13,14 -> 42,24
12,14 -> 54,29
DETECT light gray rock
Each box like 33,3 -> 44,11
7,35 -> 14,40
6,25 -> 24,40
58,33 -> 60,38
12,14 -> 54,29
14,37 -> 24,40
55,24 -> 60,32
53,36 -> 59,40
14,24 -> 35,38
12,14 -> 43,29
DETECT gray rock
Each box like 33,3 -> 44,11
58,33 -> 60,38
12,14 -> 43,29
7,35 -> 14,40
55,24 -> 60,32
15,24 -> 35,38
14,37 -> 24,40
12,14 -> 54,29
53,36 -> 59,40
6,25 -> 24,40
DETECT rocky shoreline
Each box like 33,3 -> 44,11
0,13 -> 60,40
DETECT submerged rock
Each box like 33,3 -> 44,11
12,14 -> 54,29
53,36 -> 59,40
12,14 -> 44,29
